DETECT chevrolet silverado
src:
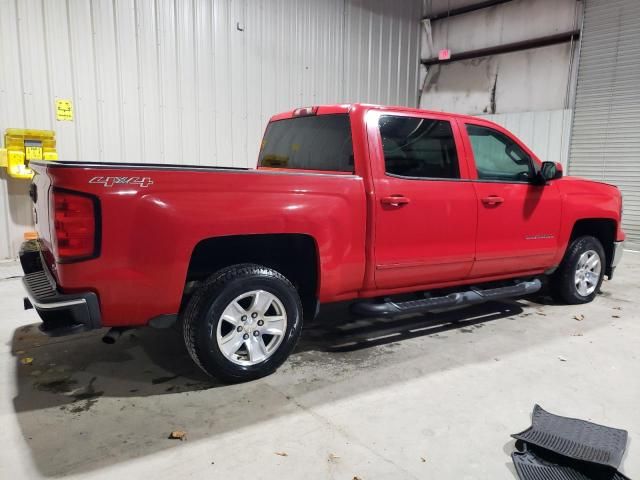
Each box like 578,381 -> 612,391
20,104 -> 625,382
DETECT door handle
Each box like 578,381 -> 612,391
481,195 -> 504,205
381,195 -> 410,207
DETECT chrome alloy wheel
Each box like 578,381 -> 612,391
574,249 -> 601,296
216,290 -> 288,366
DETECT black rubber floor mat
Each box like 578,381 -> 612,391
512,445 -> 630,480
512,405 -> 628,469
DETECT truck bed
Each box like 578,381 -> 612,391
29,160 -> 368,327
35,160 -> 249,172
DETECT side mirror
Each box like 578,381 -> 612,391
539,161 -> 563,182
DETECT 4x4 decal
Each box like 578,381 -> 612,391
89,176 -> 154,188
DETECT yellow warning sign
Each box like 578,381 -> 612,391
55,99 -> 73,121
25,146 -> 43,161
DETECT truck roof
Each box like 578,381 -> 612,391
269,103 -> 487,123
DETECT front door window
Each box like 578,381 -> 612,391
466,124 -> 534,182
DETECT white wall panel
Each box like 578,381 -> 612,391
42,1 -> 77,161
0,0 -> 421,164
479,109 -> 573,168
0,0 -> 422,258
420,30 -> 578,115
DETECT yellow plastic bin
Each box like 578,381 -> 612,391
0,129 -> 58,179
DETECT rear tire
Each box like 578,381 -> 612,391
183,264 -> 303,383
551,235 -> 605,304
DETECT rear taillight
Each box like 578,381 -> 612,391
51,189 -> 99,262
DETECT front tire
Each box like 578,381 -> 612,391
551,235 -> 605,304
183,264 -> 303,383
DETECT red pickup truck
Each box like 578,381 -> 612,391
21,104 -> 624,382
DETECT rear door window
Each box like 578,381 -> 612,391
378,115 -> 460,179
258,114 -> 353,172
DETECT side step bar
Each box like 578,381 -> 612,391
351,279 -> 542,317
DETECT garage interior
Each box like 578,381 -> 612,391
1,0 -> 639,478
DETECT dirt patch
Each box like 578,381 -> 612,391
68,377 -> 104,413
36,374 -> 104,413
35,374 -> 77,394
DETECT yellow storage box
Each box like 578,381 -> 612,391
0,129 -> 58,179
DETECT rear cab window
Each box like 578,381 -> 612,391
378,115 -> 460,180
258,114 -> 354,173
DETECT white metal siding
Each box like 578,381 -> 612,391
480,109 -> 573,168
568,0 -> 640,249
0,0 -> 421,166
421,43 -> 577,115
0,0 -> 422,259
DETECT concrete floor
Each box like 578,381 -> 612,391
1,253 -> 639,479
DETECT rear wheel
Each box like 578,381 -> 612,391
183,264 -> 303,382
551,235 -> 605,304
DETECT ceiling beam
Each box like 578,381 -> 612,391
421,30 -> 581,66
422,0 -> 515,21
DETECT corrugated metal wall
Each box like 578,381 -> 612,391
479,109 -> 573,167
568,0 -> 640,249
0,0 -> 422,259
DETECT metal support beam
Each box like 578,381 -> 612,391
422,0 -> 514,21
421,30 -> 581,66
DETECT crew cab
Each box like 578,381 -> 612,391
20,104 -> 625,382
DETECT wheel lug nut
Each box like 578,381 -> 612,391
257,320 -> 264,326
241,315 -> 247,322
251,312 -> 258,319
253,331 -> 260,337
243,333 -> 249,340
236,326 -> 243,332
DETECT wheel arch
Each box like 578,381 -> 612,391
569,218 -> 616,277
184,234 -> 320,320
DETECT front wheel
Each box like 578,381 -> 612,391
551,235 -> 605,304
183,264 -> 303,383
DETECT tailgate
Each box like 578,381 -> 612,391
29,163 -> 56,274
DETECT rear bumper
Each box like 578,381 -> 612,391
20,244 -> 101,337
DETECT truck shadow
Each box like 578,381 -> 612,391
299,299 -> 525,353
9,297 -> 564,477
11,300 -> 524,410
